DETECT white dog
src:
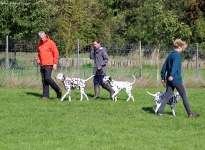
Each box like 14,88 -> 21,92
103,75 -> 136,102
147,90 -> 181,116
56,73 -> 94,101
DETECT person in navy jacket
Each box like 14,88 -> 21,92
159,39 -> 199,118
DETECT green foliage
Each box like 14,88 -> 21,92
1,0 -> 205,49
81,63 -> 94,68
54,0 -> 91,57
0,0 -> 59,39
122,0 -> 193,44
191,18 -> 205,43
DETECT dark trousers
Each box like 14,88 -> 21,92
40,65 -> 60,97
93,75 -> 105,86
159,83 -> 192,115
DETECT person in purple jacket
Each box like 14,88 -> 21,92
90,38 -> 114,99
159,39 -> 199,118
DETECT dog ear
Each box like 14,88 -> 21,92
109,77 -> 112,81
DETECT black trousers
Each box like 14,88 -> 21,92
40,65 -> 60,97
159,83 -> 192,115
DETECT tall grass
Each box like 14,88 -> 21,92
0,88 -> 204,150
1,51 -> 205,89
1,64 -> 205,89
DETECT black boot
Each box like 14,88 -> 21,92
102,84 -> 114,99
93,85 -> 100,99
56,89 -> 62,99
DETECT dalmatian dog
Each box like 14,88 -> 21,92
146,90 -> 181,116
56,73 -> 94,101
103,75 -> 136,102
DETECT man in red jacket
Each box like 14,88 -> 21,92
36,31 -> 62,99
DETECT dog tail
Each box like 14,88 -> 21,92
146,90 -> 155,97
131,75 -> 136,85
84,75 -> 94,82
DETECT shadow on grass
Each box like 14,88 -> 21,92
142,106 -> 155,114
24,92 -> 111,101
87,93 -> 111,100
26,92 -> 42,98
142,106 -> 174,116
25,92 -> 56,100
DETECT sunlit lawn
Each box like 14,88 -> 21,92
0,87 -> 204,150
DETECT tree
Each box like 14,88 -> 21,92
120,0 -> 192,44
52,0 -> 86,58
1,0 -> 205,47
0,0 -> 59,39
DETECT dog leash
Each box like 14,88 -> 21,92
161,80 -> 166,88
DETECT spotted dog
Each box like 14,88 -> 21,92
146,90 -> 181,116
56,73 -> 94,101
103,75 -> 136,102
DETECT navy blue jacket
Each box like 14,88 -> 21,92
161,50 -> 182,85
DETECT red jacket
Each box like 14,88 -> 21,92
37,36 -> 59,66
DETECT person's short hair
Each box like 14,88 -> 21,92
174,39 -> 187,49
38,31 -> 46,37
93,38 -> 101,44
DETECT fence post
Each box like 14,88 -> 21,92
196,43 -> 198,77
77,38 -> 80,78
112,42 -> 114,59
139,40 -> 142,76
6,35 -> 9,78
157,43 -> 160,82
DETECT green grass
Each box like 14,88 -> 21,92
0,87 -> 204,150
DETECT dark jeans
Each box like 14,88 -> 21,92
93,75 -> 105,86
159,83 -> 192,115
40,65 -> 60,97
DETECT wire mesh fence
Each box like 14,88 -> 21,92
0,37 -> 205,89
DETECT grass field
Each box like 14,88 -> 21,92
0,87 -> 204,150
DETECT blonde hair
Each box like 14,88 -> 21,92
174,39 -> 187,49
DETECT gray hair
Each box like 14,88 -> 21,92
38,31 -> 46,37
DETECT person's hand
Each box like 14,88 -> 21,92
168,76 -> 173,81
36,59 -> 40,64
53,64 -> 57,70
98,66 -> 101,70
162,80 -> 166,82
